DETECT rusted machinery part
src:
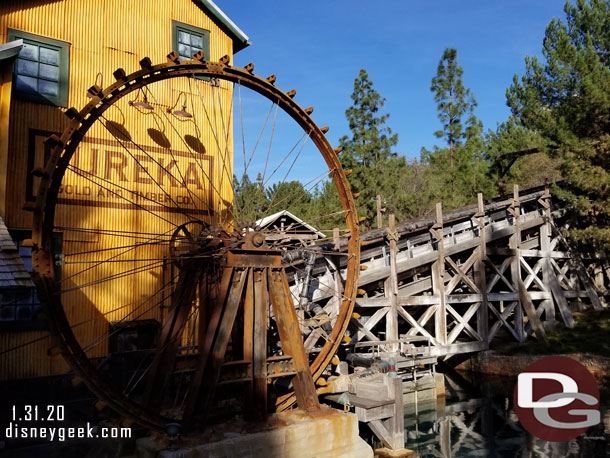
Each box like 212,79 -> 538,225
31,56 -> 360,430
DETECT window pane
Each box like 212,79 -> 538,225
21,257 -> 33,272
190,34 -> 203,48
178,43 -> 191,58
19,43 -> 39,61
39,80 -> 59,97
15,75 -> 37,94
27,290 -> 38,305
39,47 -> 60,65
17,58 -> 38,77
39,63 -> 59,81
18,246 -> 31,257
178,30 -> 190,44
16,305 -> 32,321
0,305 -> 15,321
192,48 -> 202,56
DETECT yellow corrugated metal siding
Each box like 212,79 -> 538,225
0,0 -> 235,380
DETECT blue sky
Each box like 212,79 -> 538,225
221,0 -> 568,161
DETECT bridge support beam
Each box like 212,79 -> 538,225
432,203 -> 447,346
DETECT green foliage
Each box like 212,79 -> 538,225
498,310 -> 610,357
422,48 -> 495,208
233,173 -> 330,227
338,69 -> 400,224
430,48 -> 479,166
507,0 -> 610,143
485,117 -> 562,192
507,0 -> 610,250
233,173 -> 267,224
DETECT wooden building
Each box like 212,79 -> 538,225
256,210 -> 326,245
0,0 -> 249,380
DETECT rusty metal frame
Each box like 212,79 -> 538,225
31,55 -> 360,430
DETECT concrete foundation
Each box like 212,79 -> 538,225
403,373 -> 445,416
136,408 -> 373,458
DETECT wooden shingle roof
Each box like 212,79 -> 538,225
0,217 -> 34,289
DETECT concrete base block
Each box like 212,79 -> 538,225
434,373 -> 445,398
136,409 -> 373,458
374,447 -> 416,457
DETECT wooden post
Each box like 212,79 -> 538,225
252,269 -> 269,416
432,203 -> 447,346
385,214 -> 399,350
539,186 -> 555,322
268,268 -> 321,412
439,417 -> 451,458
376,194 -> 383,229
593,263 -> 605,296
387,376 -> 405,449
519,279 -> 548,342
548,219 -> 602,312
474,193 -> 489,343
367,375 -> 405,451
509,185 -> 524,342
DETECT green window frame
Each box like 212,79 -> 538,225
172,21 -> 211,81
7,29 -> 70,108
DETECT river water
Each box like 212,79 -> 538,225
401,370 -> 610,457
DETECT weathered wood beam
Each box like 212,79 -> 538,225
445,254 -> 480,294
311,215 -> 546,305
447,302 -> 481,344
432,203 -> 447,345
474,193 -> 489,342
489,248 -> 570,258
356,188 -> 547,248
364,307 -> 390,332
397,295 -> 439,306
445,294 -> 483,304
509,185 -> 524,342
355,297 -> 390,307
518,279 -> 548,343
397,306 -> 438,344
486,257 -> 514,293
385,214 -> 399,349
547,270 -> 575,328
427,340 -> 488,356
520,256 -> 546,291
488,301 -> 519,341
549,221 -> 604,311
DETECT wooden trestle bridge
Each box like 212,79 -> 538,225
296,184 -> 607,363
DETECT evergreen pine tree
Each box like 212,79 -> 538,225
339,69 -> 400,224
430,48 -> 478,168
507,0 -> 610,249
422,48 -> 493,208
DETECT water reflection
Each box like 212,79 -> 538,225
406,371 -> 610,457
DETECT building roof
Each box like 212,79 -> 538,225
0,216 -> 34,289
5,1 -> 249,54
256,210 -> 326,239
194,0 -> 250,53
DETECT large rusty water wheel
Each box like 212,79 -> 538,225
31,54 -> 360,431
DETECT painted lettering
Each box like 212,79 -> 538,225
104,150 -> 128,182
134,154 -> 153,185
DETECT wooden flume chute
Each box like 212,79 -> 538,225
31,54 -> 360,430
